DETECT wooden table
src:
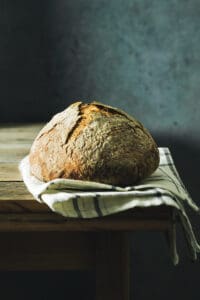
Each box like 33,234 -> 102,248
0,124 -> 174,300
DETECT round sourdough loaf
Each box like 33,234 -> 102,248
29,101 -> 159,186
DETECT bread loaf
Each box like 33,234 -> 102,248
29,101 -> 159,186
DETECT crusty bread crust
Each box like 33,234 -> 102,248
29,101 -> 159,186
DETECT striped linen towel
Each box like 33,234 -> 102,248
19,147 -> 200,265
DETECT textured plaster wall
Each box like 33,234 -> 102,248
1,1 -> 200,137
45,0 -> 200,137
0,1 -> 199,299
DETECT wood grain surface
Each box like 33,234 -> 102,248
0,124 -> 173,231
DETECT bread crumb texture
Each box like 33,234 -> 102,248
29,101 -> 159,186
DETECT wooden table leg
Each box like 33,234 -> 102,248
95,232 -> 130,300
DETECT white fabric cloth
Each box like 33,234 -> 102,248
19,147 -> 200,265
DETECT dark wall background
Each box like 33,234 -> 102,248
0,0 -> 199,299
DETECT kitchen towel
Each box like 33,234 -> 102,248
19,147 -> 200,265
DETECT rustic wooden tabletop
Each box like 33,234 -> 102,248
0,123 -> 173,232
0,124 -> 174,299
